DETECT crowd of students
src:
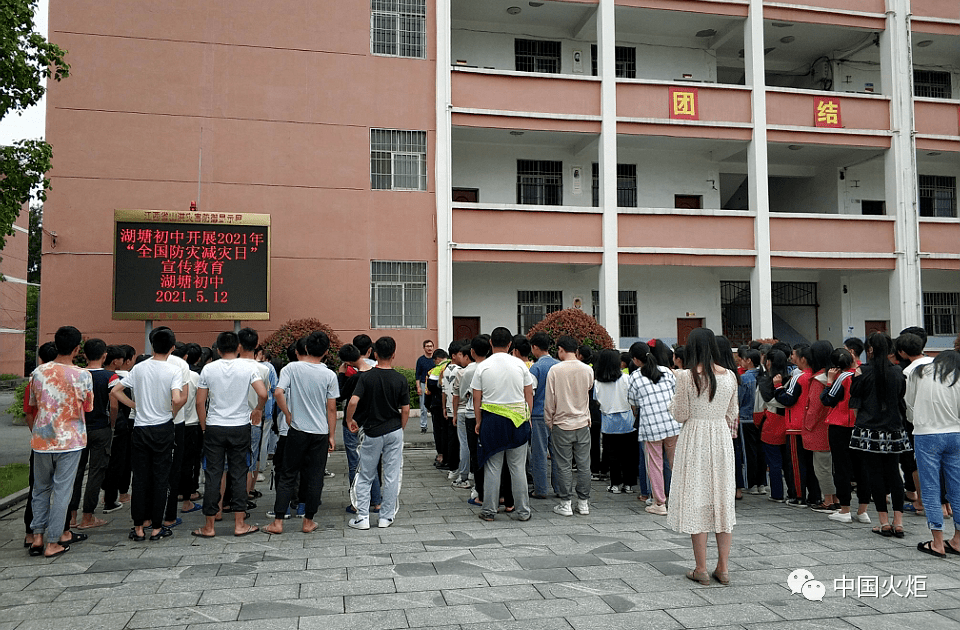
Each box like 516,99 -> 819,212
22,321 -> 960,574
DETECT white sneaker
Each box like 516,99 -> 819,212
468,473 -> 475,481
856,512 -> 871,524
470,488 -> 479,500
757,485 -> 767,495
748,485 -> 760,495
622,485 -> 634,494
447,470 -> 458,480
645,497 -> 654,506
607,485 -> 621,494
575,499 -> 589,515
828,511 -> 852,523
256,473 -> 265,482
452,479 -> 471,489
378,517 -> 394,528
645,503 -> 668,516
348,517 -> 370,530
553,500 -> 573,517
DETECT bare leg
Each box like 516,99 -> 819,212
193,515 -> 216,537
715,532 -> 732,573
691,533 -> 708,573
931,529 -> 945,554
263,518 -> 284,535
302,517 -> 318,533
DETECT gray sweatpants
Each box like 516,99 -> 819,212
31,450 -> 82,545
552,425 -> 592,501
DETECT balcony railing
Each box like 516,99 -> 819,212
616,81 -> 752,124
919,217 -> 960,268
915,98 -> 960,138
766,88 -> 891,134
770,213 -> 895,266
451,68 -> 601,119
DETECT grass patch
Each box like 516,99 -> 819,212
0,463 -> 30,497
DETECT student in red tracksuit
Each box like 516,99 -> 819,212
803,341 -> 838,514
821,347 -> 871,524
774,347 -> 817,507
759,349 -> 791,502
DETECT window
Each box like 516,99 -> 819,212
371,0 -> 426,58
923,292 -> 959,336
919,175 -> 957,217
371,261 -> 427,328
914,70 -> 951,99
592,163 -> 638,207
371,129 -> 427,191
590,45 -> 637,78
591,290 -> 639,337
860,200 -> 885,215
518,290 -> 562,334
517,160 -> 563,205
515,39 -> 561,74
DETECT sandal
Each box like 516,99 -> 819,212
872,525 -> 893,537
712,569 -> 730,585
685,570 -> 710,585
917,541 -> 946,558
945,541 -> 960,556
892,525 -> 905,539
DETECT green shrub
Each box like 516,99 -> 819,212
262,319 -> 343,371
0,373 -> 21,381
527,308 -> 615,356
0,463 -> 30,496
6,381 -> 27,420
394,366 -> 419,409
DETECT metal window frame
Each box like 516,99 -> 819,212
517,290 -> 563,334
923,292 -> 960,336
919,174 -> 957,218
591,162 -> 637,208
370,129 -> 428,191
517,159 -> 563,205
515,39 -> 561,74
590,44 -> 637,78
590,289 -> 638,337
370,260 -> 428,329
371,0 -> 426,59
914,69 -> 951,99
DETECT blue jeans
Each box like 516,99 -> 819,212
636,441 -> 651,496
352,428 -> 403,520
456,413 -> 470,481
915,432 -> 960,532
249,424 -> 262,473
763,442 -> 785,500
344,427 -> 381,506
31,450 -> 81,545
419,391 -> 428,428
530,415 -> 551,496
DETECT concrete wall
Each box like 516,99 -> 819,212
921,269 -> 960,351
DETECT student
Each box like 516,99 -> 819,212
263,330 -> 339,535
759,349 -> 790,502
738,349 -> 765,495
110,328 -> 185,542
338,344 -> 379,515
844,337 -> 864,368
415,340 -> 436,433
191,331 -> 267,538
238,328 -> 273,502
473,327 -> 535,522
451,341 -> 475,489
345,336 -> 410,529
23,342 -> 60,550
428,349 -> 450,467
75,340 -> 121,530
463,335 -> 491,505
175,343 -> 203,514
26,328 -> 94,558
354,334 -> 377,368
441,341 -> 464,477
594,349 -> 637,495
528,332 -> 558,499
775,346 -> 816,507
898,329 -> 932,515
266,341 -> 301,520
803,340 -> 839,514
102,344 -> 135,511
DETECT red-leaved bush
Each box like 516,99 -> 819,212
262,319 -> 342,370
526,308 -> 615,355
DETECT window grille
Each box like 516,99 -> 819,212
371,261 -> 427,328
720,281 -> 752,345
590,45 -> 637,78
923,292 -> 959,336
372,0 -> 426,58
371,129 -> 427,191
515,39 -> 561,74
518,290 -> 562,334
914,70 -> 951,99
517,160 -> 563,205
772,282 -> 818,307
592,163 -> 638,207
591,290 -> 638,337
919,175 -> 957,218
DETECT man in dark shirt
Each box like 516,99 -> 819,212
415,340 -> 435,432
345,336 -> 410,530
76,340 -> 122,529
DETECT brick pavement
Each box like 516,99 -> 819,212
2,427 -> 959,630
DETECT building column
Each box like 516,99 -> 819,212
435,0 -> 453,344
882,0 -> 922,333
597,0 -> 620,342
745,0 -> 773,339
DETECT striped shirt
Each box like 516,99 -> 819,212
627,366 -> 680,442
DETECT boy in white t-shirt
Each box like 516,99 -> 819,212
192,331 -> 267,538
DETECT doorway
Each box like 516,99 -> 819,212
677,318 -> 704,344
865,320 -> 888,336
453,316 -> 480,340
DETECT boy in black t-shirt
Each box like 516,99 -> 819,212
345,336 -> 410,530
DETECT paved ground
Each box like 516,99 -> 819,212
2,422 -> 960,630
0,390 -> 31,467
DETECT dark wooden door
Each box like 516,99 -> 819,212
865,320 -> 888,336
675,195 -> 702,209
453,317 -> 480,341
677,318 -> 704,344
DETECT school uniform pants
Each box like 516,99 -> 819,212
130,421 -> 174,527
741,422 -> 766,489
273,428 -> 328,520
762,442 -> 786,500
352,428 -> 403,520
80,426 -> 113,515
605,431 -> 639,488
30,450 -> 82,545
829,425 -> 869,507
201,424 -> 250,517
102,417 -> 131,505
163,422 -> 185,522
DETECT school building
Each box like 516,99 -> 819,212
33,0 -> 960,368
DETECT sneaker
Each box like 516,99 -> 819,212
767,497 -> 785,503
591,474 -> 602,482
470,488 -> 479,500
810,502 -> 837,514
478,512 -> 495,521
447,470 -> 458,480
828,511 -> 853,523
294,503 -> 306,518
645,503 -> 668,516
757,485 -> 767,495
856,512 -> 871,524
468,473 -> 475,481
256,473 -> 265,482
103,501 -> 124,514
748,485 -> 762,495
348,517 -> 370,530
324,470 -> 335,479
420,427 -> 427,433
266,510 -> 291,519
607,485 -> 621,494
518,513 -> 531,521
785,498 -> 806,507
645,497 -> 654,506
452,480 -> 472,489
553,501 -> 573,517
575,499 -> 590,515
378,517 -> 394,528
622,485 -> 634,494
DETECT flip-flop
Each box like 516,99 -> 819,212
467,498 -> 482,507
44,545 -> 70,559
191,529 -> 216,538
163,518 -> 183,528
261,526 -> 283,535
234,525 -> 260,537
181,503 -> 202,514
28,546 -> 43,557
76,518 -> 108,530
917,541 -> 946,558
62,531 -> 88,544
945,541 -> 960,556
302,524 -> 319,534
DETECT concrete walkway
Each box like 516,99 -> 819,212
1,423 -> 959,630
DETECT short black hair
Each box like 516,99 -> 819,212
771,341 -> 793,358
831,347 -> 854,370
374,336 -> 396,360
151,328 -> 177,355
742,349 -> 761,368
557,336 -> 578,353
54,326 -> 82,356
843,337 -> 864,358
38,341 -> 58,363
119,344 -> 136,361
530,332 -> 552,352
895,332 -> 924,358
83,338 -> 107,362
576,344 -> 593,363
148,325 -> 172,342
448,340 -> 463,356
286,342 -> 298,363
471,334 -> 491,359
490,327 -> 513,348
104,345 -> 125,366
432,349 -> 448,360
215,331 -> 239,354
183,343 -> 203,365
511,335 -> 531,358
238,327 -> 259,352
900,326 -> 928,349
305,330 -> 330,358
338,343 -> 361,363
295,336 -> 308,357
353,334 -> 373,356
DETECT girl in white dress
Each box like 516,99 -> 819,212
667,328 -> 739,586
